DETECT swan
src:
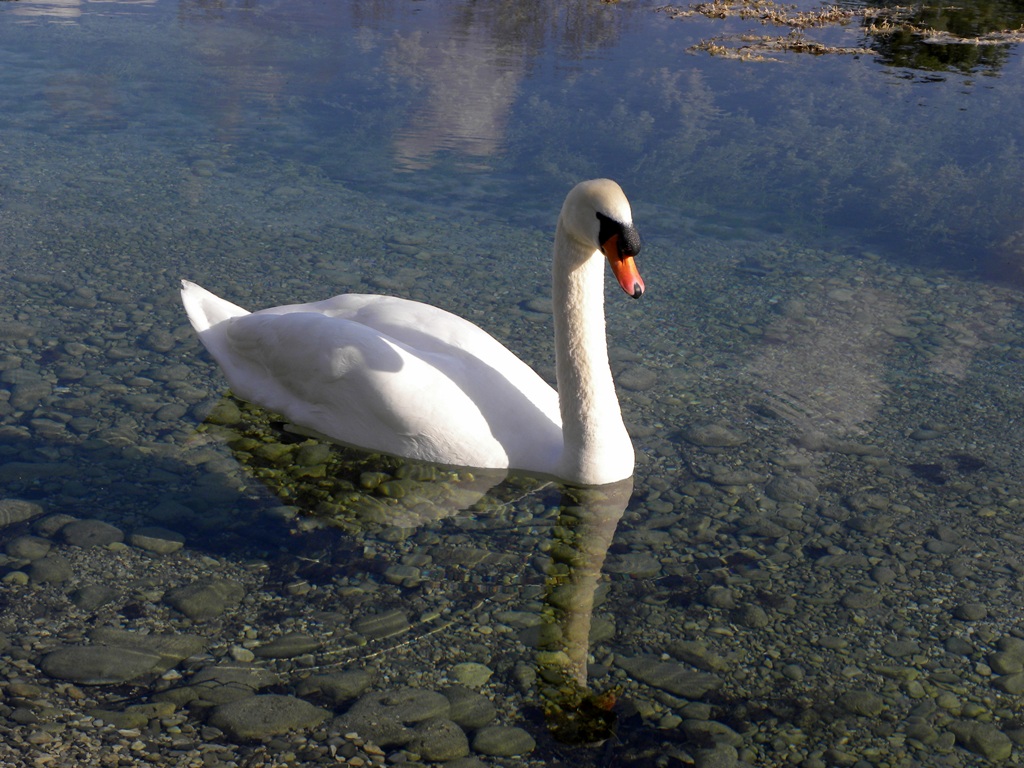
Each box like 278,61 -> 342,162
181,178 -> 644,486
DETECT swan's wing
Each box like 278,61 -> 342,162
215,308 -> 560,470
265,294 -> 521,362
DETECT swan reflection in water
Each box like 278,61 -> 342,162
197,396 -> 632,745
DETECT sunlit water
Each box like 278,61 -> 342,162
1,0 -> 1023,766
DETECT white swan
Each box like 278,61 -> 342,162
181,179 -> 644,486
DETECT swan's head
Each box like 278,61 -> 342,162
560,179 -> 644,299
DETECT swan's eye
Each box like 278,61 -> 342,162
596,212 -> 641,258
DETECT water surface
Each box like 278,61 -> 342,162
1,0 -> 1023,766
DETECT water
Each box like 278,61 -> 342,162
0,0 -> 1023,765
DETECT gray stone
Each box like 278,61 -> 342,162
357,688 -> 450,723
331,688 -> 452,749
190,662 -> 281,690
207,694 -> 329,741
682,422 -> 747,447
616,655 -> 723,698
837,690 -> 885,717
353,609 -> 410,640
129,526 -> 185,555
41,646 -> 164,685
694,743 -> 739,768
70,585 -> 119,611
765,475 -> 819,504
443,685 -> 497,729
841,591 -> 883,610
988,652 -> 1024,675
949,720 -> 1013,761
604,552 -> 662,577
952,602 -> 988,621
944,636 -> 975,656
5,535 -> 51,560
471,725 -> 536,757
883,640 -> 921,658
88,708 -> 149,730
408,717 -> 470,761
332,688 -> 451,748
204,399 -> 242,426
847,514 -> 895,534
997,637 -> 1024,659
992,673 -> 1024,695
0,499 -> 45,528
296,670 -> 373,704
32,514 -> 76,538
705,585 -> 737,609
62,519 -> 124,547
667,641 -> 729,672
88,628 -> 206,665
682,719 -> 743,746
145,500 -> 197,525
252,633 -> 321,659
617,366 -> 658,391
10,380 -> 52,410
734,604 -> 770,628
450,662 -> 492,688
29,554 -> 73,584
166,577 -> 245,621
0,463 -> 72,484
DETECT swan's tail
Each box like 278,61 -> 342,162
180,279 -> 250,333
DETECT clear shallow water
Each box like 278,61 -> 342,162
1,0 -> 1023,766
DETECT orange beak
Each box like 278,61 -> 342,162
602,233 -> 645,299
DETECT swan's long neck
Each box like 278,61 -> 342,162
552,218 -> 633,485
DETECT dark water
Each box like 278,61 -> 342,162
1,0 -> 1023,766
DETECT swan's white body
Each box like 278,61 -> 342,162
182,179 -> 644,485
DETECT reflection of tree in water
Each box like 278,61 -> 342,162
860,0 -> 1024,74
666,0 -> 1024,76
